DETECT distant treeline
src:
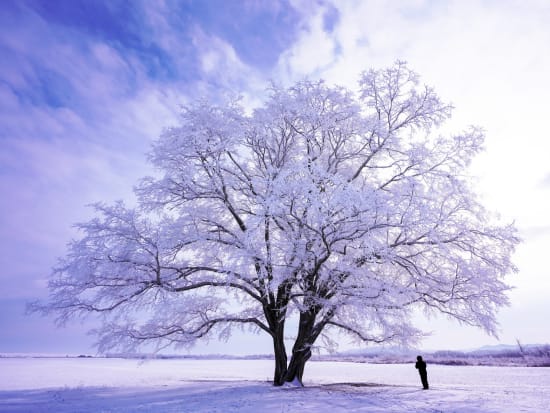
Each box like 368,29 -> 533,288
429,345 -> 550,367
3,345 -> 549,366
314,345 -> 550,367
103,353 -> 272,360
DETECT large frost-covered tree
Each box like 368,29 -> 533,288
31,62 -> 518,385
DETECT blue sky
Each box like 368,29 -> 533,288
1,0 -> 550,355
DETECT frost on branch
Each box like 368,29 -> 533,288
30,62 -> 519,385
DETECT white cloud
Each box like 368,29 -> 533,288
276,5 -> 338,81
191,29 -> 268,110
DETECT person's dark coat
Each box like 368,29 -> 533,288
415,355 -> 429,389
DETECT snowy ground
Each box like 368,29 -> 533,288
0,358 -> 548,412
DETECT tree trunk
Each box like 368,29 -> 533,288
283,310 -> 316,386
267,279 -> 293,386
272,326 -> 288,386
284,346 -> 312,385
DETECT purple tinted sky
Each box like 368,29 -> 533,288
1,0 -> 549,355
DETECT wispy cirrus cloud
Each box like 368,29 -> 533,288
0,0 -> 308,353
0,1 -> 307,304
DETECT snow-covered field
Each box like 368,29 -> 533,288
0,358 -> 548,412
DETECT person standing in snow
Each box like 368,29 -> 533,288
415,355 -> 429,389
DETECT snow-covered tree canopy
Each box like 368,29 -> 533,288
32,62 -> 519,385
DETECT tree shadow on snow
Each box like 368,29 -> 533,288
323,382 -> 402,387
